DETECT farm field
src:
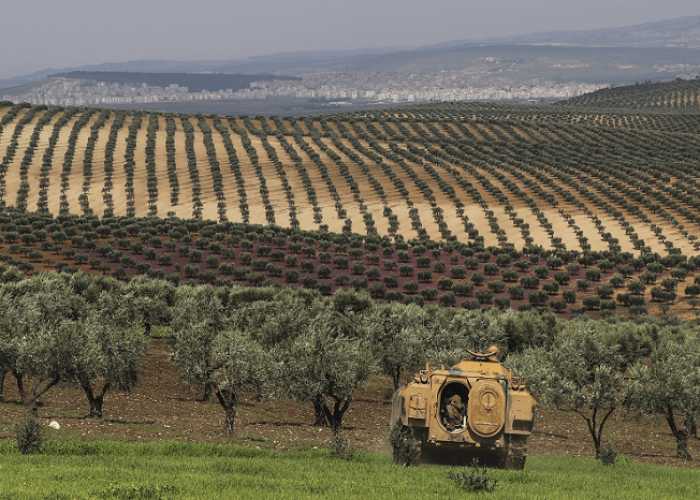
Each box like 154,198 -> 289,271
2,80 -> 700,317
1,210 -> 700,318
2,83 -> 700,259
554,77 -> 700,111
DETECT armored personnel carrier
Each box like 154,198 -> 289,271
390,346 -> 535,469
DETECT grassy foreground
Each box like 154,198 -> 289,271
0,441 -> 698,500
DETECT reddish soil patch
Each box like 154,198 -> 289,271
1,340 -> 698,468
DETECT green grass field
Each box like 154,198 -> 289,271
0,441 -> 697,500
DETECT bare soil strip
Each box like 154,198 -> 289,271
44,115 -> 82,216
163,119 -> 194,220
463,157 -> 596,251
433,123 -> 462,141
3,110 -> 48,210
542,169 -> 655,254
458,121 -> 491,141
205,119 -> 241,223
211,120 -> 246,224
496,157 -> 635,253
150,116 -> 173,218
381,121 -> 401,135
4,110 -> 43,153
545,160 -> 694,255
473,123 -> 502,141
131,116 -> 154,216
605,167 -> 700,246
224,121 -> 271,226
0,106 -> 12,121
344,138 -> 442,241
265,135 -> 321,231
294,121 -> 311,135
505,123 -> 541,143
107,116 -> 136,218
323,121 -> 343,136
187,118 -> 222,222
3,111 -> 41,210
81,114 -> 114,217
365,138 -> 477,241
299,136 -> 364,235
244,132 -> 291,227
23,112 -> 64,212
405,142 -> 521,246
0,108 -> 29,156
319,137 -> 393,235
249,119 -> 264,133
64,113 -> 100,215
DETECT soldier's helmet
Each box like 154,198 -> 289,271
451,394 -> 462,409
487,345 -> 500,359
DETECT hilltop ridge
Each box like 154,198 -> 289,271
3,15 -> 700,90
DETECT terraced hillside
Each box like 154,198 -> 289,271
2,86 -> 700,262
553,77 -> 700,112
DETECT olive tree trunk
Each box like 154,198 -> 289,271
575,406 -> 616,459
665,406 -> 692,460
202,381 -> 216,403
14,371 -> 60,414
215,388 -> 237,436
312,395 -> 328,427
81,380 -> 112,419
0,370 -> 6,403
321,396 -> 352,437
686,415 -> 697,439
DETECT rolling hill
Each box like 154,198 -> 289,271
1,79 -> 700,316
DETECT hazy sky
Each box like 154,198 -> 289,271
2,0 -> 699,79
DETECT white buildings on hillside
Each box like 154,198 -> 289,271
0,73 -> 605,107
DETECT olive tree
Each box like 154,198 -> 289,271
59,294 -> 147,419
0,370 -> 6,403
623,329 -> 700,460
510,321 -> 629,459
366,302 -> 426,391
283,308 -> 377,436
129,276 -> 176,335
0,314 -> 62,412
168,286 -> 275,435
421,308 -> 515,368
210,329 -> 275,435
0,287 -> 79,412
230,289 -> 328,423
168,285 -> 228,402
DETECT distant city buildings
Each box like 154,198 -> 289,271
1,71 -> 606,107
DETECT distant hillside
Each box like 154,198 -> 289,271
472,15 -> 700,49
553,77 -> 700,112
342,44 -> 700,84
48,72 -> 301,93
4,15 -> 700,89
0,47 -> 407,88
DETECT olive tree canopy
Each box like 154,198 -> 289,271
623,327 -> 700,460
283,308 -> 377,436
509,321 -> 635,459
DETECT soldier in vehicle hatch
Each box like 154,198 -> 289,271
444,394 -> 464,431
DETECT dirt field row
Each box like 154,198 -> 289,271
1,107 -> 700,255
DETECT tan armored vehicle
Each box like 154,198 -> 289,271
390,346 -> 535,469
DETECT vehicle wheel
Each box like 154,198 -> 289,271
389,423 -> 421,466
504,435 -> 527,470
